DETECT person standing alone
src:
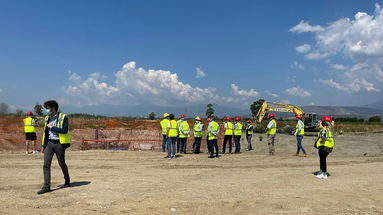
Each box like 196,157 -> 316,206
192,117 -> 203,154
222,117 -> 233,154
24,111 -> 37,154
245,120 -> 254,151
37,100 -> 71,194
179,115 -> 190,154
233,117 -> 242,153
160,113 -> 170,152
266,113 -> 277,155
207,117 -> 220,158
294,114 -> 306,156
315,116 -> 335,179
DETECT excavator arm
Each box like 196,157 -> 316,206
255,101 -> 305,123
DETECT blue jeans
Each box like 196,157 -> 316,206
162,135 -> 167,152
296,135 -> 306,154
167,137 -> 177,157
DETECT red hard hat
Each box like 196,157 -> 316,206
27,111 -> 33,116
224,117 -> 230,120
179,114 -> 185,118
234,117 -> 241,121
295,114 -> 303,119
322,115 -> 332,122
268,113 -> 275,118
247,120 -> 251,123
207,117 -> 212,122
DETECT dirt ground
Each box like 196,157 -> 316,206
0,134 -> 383,215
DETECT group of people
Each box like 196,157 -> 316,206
159,112 -> 335,179
23,101 -> 336,196
160,113 -> 256,159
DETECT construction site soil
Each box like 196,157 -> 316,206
0,133 -> 382,214
1,117 -> 382,214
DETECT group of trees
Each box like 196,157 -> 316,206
0,102 -> 45,116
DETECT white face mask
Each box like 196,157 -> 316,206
42,108 -> 51,115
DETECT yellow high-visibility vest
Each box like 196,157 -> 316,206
296,120 -> 305,135
179,121 -> 190,138
266,120 -> 277,135
24,117 -> 36,133
224,122 -> 233,135
193,122 -> 203,138
168,120 -> 178,137
247,124 -> 253,135
41,113 -> 70,145
316,127 -> 334,148
160,119 -> 169,135
234,123 -> 242,136
208,121 -> 219,140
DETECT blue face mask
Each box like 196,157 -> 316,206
42,108 -> 51,115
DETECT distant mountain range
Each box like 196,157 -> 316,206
61,101 -> 383,118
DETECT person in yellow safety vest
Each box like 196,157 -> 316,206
266,113 -> 277,155
207,117 -> 220,158
192,116 -> 204,154
160,113 -> 170,152
24,111 -> 38,154
165,113 -> 178,159
37,100 -> 71,195
245,120 -> 254,151
233,117 -> 242,153
179,114 -> 190,154
314,115 -> 335,179
176,114 -> 183,153
222,116 -> 233,154
294,114 -> 306,156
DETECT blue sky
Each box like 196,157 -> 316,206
1,0 -> 383,112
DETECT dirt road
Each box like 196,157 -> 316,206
0,134 -> 382,214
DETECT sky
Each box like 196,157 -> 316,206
1,0 -> 383,112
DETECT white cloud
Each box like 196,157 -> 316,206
330,64 -> 347,70
292,4 -> 383,93
289,20 -> 324,33
231,84 -> 259,97
63,61 -> 259,106
295,44 -> 311,53
318,79 -> 349,91
68,73 -> 81,82
280,99 -> 290,104
285,87 -> 311,98
304,51 -> 333,60
318,78 -> 380,92
291,61 -> 304,70
195,67 -> 206,78
265,90 -> 279,98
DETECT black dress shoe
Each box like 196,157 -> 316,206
37,187 -> 51,195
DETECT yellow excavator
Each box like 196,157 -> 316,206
255,101 -> 321,134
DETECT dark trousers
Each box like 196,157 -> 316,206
206,136 -> 210,152
176,137 -> 181,152
208,139 -> 219,157
193,137 -> 202,153
318,146 -> 330,173
179,138 -> 187,153
162,135 -> 167,152
246,134 -> 253,150
43,141 -> 70,188
234,135 -> 241,153
222,135 -> 232,153
296,135 -> 306,154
